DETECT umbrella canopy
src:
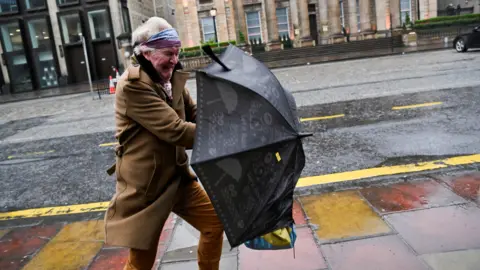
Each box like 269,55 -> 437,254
191,45 -> 310,248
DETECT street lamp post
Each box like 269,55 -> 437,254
210,7 -> 218,43
79,33 -> 93,99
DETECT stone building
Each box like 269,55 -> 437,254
174,0 -> 444,48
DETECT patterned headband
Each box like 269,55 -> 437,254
141,28 -> 182,49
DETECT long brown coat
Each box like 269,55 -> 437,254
104,64 -> 197,250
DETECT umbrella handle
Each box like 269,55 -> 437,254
202,45 -> 231,71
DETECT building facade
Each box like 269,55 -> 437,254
174,0 -> 447,48
0,0 -> 154,94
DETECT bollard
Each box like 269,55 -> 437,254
444,37 -> 449,48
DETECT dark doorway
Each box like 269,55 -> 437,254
308,4 -> 318,44
93,41 -> 116,80
65,45 -> 89,83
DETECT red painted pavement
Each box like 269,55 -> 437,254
89,248 -> 129,270
0,224 -> 62,270
292,200 -> 307,225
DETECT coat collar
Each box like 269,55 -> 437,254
170,70 -> 190,105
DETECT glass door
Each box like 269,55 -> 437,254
26,17 -> 59,88
0,20 -> 33,92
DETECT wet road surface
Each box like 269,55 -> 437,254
1,85 -> 479,211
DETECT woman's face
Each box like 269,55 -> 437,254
143,47 -> 180,81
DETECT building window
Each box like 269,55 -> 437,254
0,0 -> 18,13
356,0 -> 360,32
0,22 -> 24,52
27,18 -> 50,49
122,7 -> 131,33
276,8 -> 289,39
27,18 -> 58,88
400,0 -> 411,25
198,0 -> 212,4
88,9 -> 111,40
246,11 -> 262,43
0,22 -> 32,92
59,13 -> 82,44
25,0 -> 46,9
57,0 -> 78,6
339,1 -> 344,28
201,17 -> 215,42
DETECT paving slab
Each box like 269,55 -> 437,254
385,205 -> 480,254
160,254 -> 237,270
360,179 -> 467,214
23,241 -> 103,270
0,223 -> 62,269
300,191 -> 391,242
166,219 -> 200,252
162,239 -> 234,263
238,227 -> 327,270
292,200 -> 307,225
420,249 -> 480,270
321,235 -> 430,270
88,248 -> 129,270
435,172 -> 480,203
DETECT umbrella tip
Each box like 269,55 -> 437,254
202,45 -> 231,71
298,133 -> 313,139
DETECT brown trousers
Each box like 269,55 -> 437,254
124,180 -> 224,270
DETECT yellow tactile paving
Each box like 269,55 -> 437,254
300,191 -> 391,241
22,241 -> 103,270
0,229 -> 10,239
52,220 -> 104,242
21,220 -> 104,270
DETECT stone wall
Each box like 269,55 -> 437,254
128,0 -> 155,30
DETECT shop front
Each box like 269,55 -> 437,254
0,0 -> 60,93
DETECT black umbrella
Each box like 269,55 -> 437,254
190,45 -> 311,248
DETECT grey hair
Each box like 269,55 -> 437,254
132,17 -> 173,55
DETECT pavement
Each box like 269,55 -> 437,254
1,49 -> 480,269
1,171 -> 479,269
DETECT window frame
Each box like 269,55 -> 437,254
121,6 -> 131,33
86,7 -> 112,42
0,19 -> 26,53
25,0 -> 47,12
25,15 -> 53,49
56,0 -> 80,8
0,0 -> 20,15
400,0 -> 412,25
245,11 -> 263,43
356,0 -> 360,32
276,7 -> 290,39
57,9 -> 83,46
201,16 -> 216,42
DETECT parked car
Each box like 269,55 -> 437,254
453,25 -> 480,52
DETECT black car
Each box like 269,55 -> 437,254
453,25 -> 480,52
